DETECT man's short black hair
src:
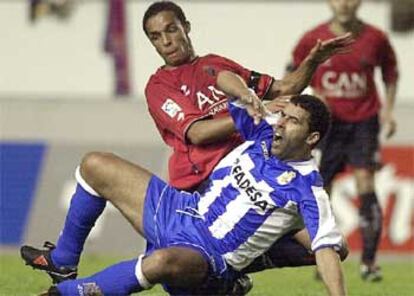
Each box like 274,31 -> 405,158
290,94 -> 331,145
142,1 -> 188,35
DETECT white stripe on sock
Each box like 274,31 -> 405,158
135,255 -> 153,289
75,166 -> 100,197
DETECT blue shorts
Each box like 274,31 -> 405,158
142,176 -> 237,294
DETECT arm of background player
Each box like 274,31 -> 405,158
380,35 -> 399,139
266,33 -> 354,98
315,248 -> 347,296
382,82 -> 398,139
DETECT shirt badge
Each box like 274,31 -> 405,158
161,98 -> 185,121
181,85 -> 190,96
277,171 -> 296,185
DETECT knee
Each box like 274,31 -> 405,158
150,249 -> 186,280
354,169 -> 375,194
80,151 -> 114,186
148,248 -> 207,285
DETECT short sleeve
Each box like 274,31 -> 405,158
378,34 -> 399,84
146,79 -> 210,142
208,55 -> 274,99
299,186 -> 344,252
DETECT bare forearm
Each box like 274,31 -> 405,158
280,56 -> 317,95
316,248 -> 346,296
186,116 -> 236,145
266,58 -> 317,99
384,82 -> 397,111
216,70 -> 252,98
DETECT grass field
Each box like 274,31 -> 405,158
1,253 -> 413,296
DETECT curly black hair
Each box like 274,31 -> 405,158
290,94 -> 331,145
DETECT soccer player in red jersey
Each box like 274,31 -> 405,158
144,1 -> 352,191
289,0 -> 399,281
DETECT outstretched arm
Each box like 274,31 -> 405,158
189,34 -> 355,145
266,33 -> 354,98
187,70 -> 266,145
216,70 -> 267,123
315,248 -> 347,296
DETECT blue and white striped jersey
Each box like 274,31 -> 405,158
197,100 -> 343,270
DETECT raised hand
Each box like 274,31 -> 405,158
307,32 -> 354,65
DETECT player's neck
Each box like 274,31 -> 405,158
278,151 -> 313,163
163,50 -> 197,70
329,18 -> 362,36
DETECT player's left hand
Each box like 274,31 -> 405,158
381,111 -> 397,139
307,32 -> 354,65
265,95 -> 292,113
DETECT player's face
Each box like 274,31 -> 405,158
329,0 -> 361,24
271,104 -> 318,161
145,11 -> 193,68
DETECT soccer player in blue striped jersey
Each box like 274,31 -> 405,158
21,94 -> 347,296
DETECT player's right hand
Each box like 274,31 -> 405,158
308,32 -> 354,65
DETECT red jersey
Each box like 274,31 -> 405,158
292,22 -> 398,122
145,54 -> 273,189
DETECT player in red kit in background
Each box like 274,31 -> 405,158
288,0 -> 399,281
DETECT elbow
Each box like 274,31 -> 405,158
277,80 -> 298,96
186,129 -> 207,145
187,135 -> 204,145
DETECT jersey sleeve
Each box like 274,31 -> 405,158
209,54 -> 274,99
378,34 -> 399,84
228,99 -> 275,141
298,185 -> 344,252
146,79 -> 210,142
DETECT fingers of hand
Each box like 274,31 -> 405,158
276,95 -> 293,103
247,107 -> 264,125
382,118 -> 396,138
323,34 -> 354,50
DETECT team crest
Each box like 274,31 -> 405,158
276,171 -> 296,185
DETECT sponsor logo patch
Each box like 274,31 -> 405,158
161,98 -> 184,121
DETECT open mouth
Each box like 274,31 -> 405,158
273,132 -> 283,143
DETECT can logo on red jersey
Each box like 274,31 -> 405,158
321,71 -> 367,98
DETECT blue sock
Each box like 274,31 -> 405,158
51,184 -> 106,267
56,259 -> 147,295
